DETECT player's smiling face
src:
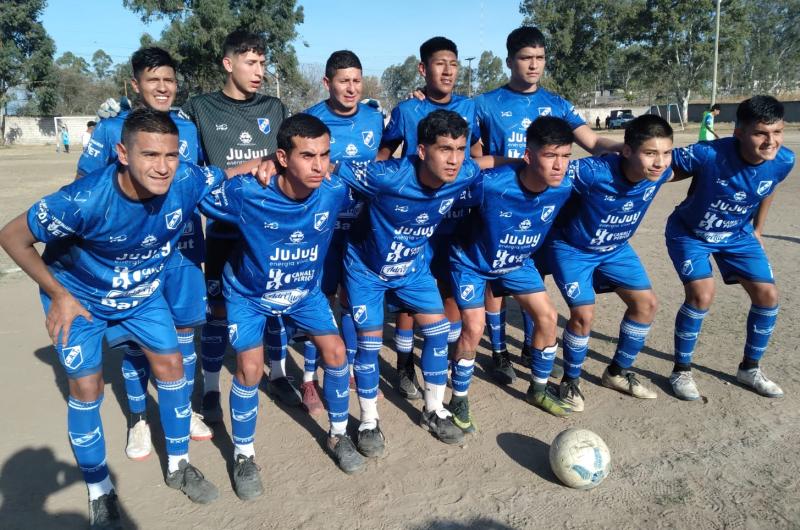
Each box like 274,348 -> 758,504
225,50 -> 266,97
623,137 -> 673,182
524,143 -> 571,188
508,46 -> 546,89
735,120 -> 784,164
420,50 -> 459,98
117,132 -> 180,199
277,134 -> 331,195
324,67 -> 362,115
131,66 -> 177,112
417,134 -> 467,187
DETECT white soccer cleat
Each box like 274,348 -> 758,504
602,368 -> 657,399
126,420 -> 152,460
736,367 -> 784,398
190,411 -> 213,441
669,371 -> 700,401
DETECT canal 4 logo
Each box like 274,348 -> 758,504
314,211 -> 329,231
290,230 -> 304,243
519,219 -> 532,231
258,118 -> 271,135
345,143 -> 358,157
165,208 -> 183,230
239,131 -> 253,145
415,213 -> 429,224
521,117 -> 532,130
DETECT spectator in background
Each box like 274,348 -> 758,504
699,103 -> 721,141
81,121 -> 96,151
59,125 -> 70,153
596,116 -> 601,129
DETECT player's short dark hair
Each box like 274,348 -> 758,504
87,121 -> 96,128
507,26 -> 547,57
277,114 -> 330,153
736,95 -> 784,128
420,36 -> 458,65
223,30 -> 266,57
710,103 -> 721,111
121,108 -> 178,147
418,109 -> 468,146
624,115 -> 673,150
526,116 -> 574,149
325,50 -> 362,79
131,47 -> 176,80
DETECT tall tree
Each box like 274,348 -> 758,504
123,0 -> 305,97
381,56 -> 421,110
91,49 -> 114,80
475,51 -> 508,95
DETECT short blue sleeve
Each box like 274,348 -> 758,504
382,105 -> 405,145
197,171 -> 243,223
26,191 -> 84,243
76,120 -> 115,176
572,158 -> 599,195
336,160 -> 381,199
672,143 -> 711,176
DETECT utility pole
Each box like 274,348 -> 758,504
711,0 -> 721,105
465,56 -> 476,97
265,65 -> 280,99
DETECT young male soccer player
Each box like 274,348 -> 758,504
339,110 -> 499,455
448,116 -> 575,430
545,115 -> 675,412
474,26 -> 623,383
77,46 -> 212,460
198,114 -> 365,499
699,103 -> 721,141
378,36 -> 481,401
182,30 -> 291,419
299,50 -> 384,414
0,109 -> 224,527
666,95 -> 794,400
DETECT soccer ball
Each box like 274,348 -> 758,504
549,428 -> 611,489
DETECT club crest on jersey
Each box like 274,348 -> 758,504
228,323 -> 239,345
352,305 -> 368,324
362,130 -> 376,148
681,260 -> 694,276
165,209 -> 183,230
438,198 -> 454,214
179,140 -> 189,158
290,230 -> 305,243
239,131 -> 253,144
258,118 -> 271,134
733,191 -> 747,202
415,213 -> 429,224
541,205 -> 556,222
314,211 -> 330,231
460,284 -> 475,302
538,107 -> 552,116
63,346 -> 83,370
519,219 -> 532,231
345,143 -> 358,157
756,180 -> 772,196
643,187 -> 657,201
565,282 -> 580,299
521,117 -> 532,129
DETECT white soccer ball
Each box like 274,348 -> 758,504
549,428 -> 611,489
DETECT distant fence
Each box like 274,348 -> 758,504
3,116 -> 94,146
686,101 -> 800,123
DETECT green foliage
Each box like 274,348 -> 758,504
50,52 -> 119,115
381,56 -> 421,110
476,51 -> 508,94
91,50 -> 114,79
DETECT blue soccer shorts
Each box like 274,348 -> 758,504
162,263 -> 206,328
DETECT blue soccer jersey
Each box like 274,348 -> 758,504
558,155 -> 673,252
338,157 -> 481,279
474,85 -> 585,158
382,95 -> 480,157
198,174 -> 348,311
27,162 -> 225,319
669,138 -> 794,243
453,164 -> 573,274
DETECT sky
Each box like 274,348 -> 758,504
41,0 -> 525,77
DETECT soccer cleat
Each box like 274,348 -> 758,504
89,491 -> 122,529
602,368 -> 657,399
520,344 -> 532,368
670,371 -> 701,401
448,395 -> 477,434
559,379 -> 585,412
300,381 -> 325,415
190,411 -> 213,441
201,391 -> 223,424
396,364 -> 423,400
165,460 -> 219,504
231,454 -> 264,501
492,349 -> 517,385
328,434 -> 366,474
356,422 -> 386,458
550,359 -> 564,380
125,420 -> 152,460
419,408 -> 465,445
525,384 -> 572,417
268,377 -> 302,407
736,367 -> 784,398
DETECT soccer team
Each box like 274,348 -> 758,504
0,25 -> 794,529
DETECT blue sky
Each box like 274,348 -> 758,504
42,0 -> 525,77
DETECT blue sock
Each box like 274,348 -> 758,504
562,328 -> 590,380
68,395 -> 109,484
304,340 -> 318,375
177,330 -> 197,401
154,377 -> 190,456
394,327 -> 414,364
230,378 -> 259,446
322,361 -> 350,435
420,319 -> 450,386
265,316 -> 287,363
340,307 -> 358,368
485,310 -> 506,352
744,304 -> 779,363
200,316 -> 227,374
613,318 -> 651,369
447,320 -> 462,344
354,336 -> 382,399
121,345 -> 150,415
531,343 -> 558,383
522,312 -> 534,347
674,304 -> 708,366
451,358 -> 475,396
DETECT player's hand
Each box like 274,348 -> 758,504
97,98 -> 122,119
254,156 -> 277,187
46,291 -> 92,348
409,87 -> 426,101
754,231 -> 765,249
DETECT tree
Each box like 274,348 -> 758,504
123,0 -> 305,98
55,52 -> 91,75
52,52 -> 117,114
0,0 -> 56,133
361,75 -> 382,102
475,51 -> 508,94
92,49 -> 114,80
380,56 -> 421,110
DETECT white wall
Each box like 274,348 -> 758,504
3,116 -> 95,146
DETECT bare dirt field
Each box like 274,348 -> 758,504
0,125 -> 798,529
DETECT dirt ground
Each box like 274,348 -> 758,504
0,125 -> 798,530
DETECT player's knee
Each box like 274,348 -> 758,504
686,288 -> 714,310
149,353 -> 184,380
535,307 -> 558,332
461,316 -> 484,345
69,373 -> 104,402
752,284 -> 779,307
569,308 -> 594,335
636,294 -> 658,321
320,340 -> 346,366
237,357 -> 264,386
